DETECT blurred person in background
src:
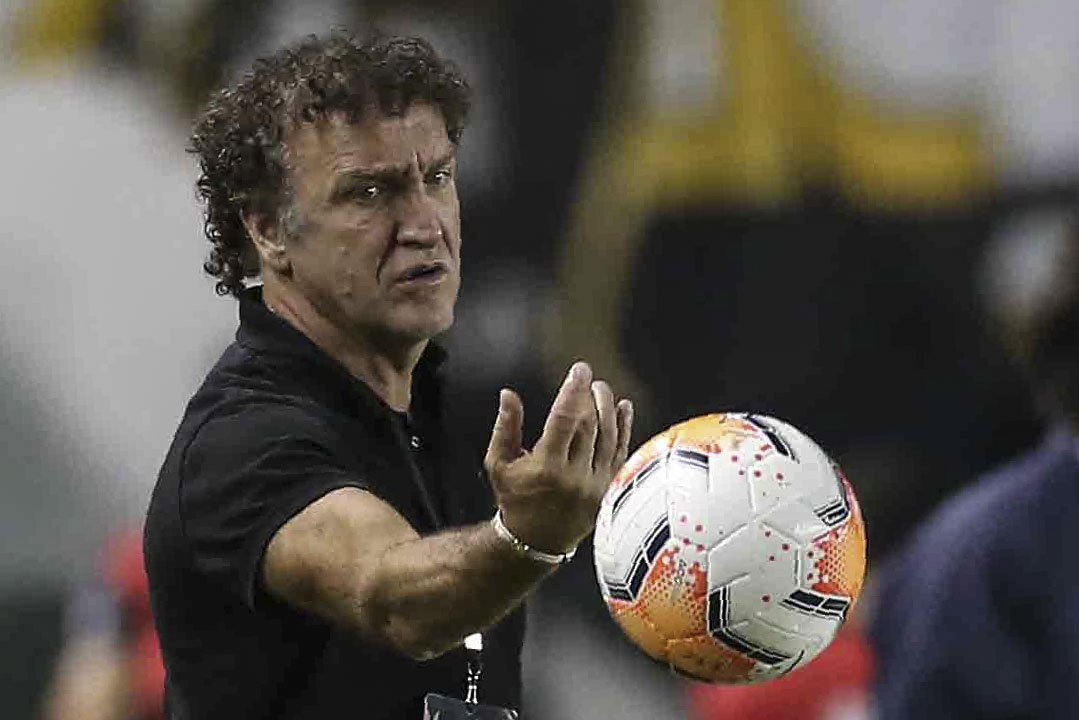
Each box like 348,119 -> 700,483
871,209 -> 1079,719
144,33 -> 633,719
41,530 -> 164,720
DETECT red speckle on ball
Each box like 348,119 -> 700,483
754,454 -> 762,461
782,543 -> 790,551
769,555 -> 775,561
764,530 -> 772,537
754,470 -> 762,477
762,595 -> 771,602
680,515 -> 687,523
695,524 -> 703,532
731,455 -> 739,462
682,538 -> 690,545
776,473 -> 785,480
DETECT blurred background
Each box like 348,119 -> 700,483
1,1 -> 1077,718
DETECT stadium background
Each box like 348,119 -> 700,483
1,1 -> 1076,718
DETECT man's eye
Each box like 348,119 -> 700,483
352,184 -> 382,203
427,170 -> 452,187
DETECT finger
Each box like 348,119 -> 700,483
535,362 -> 592,461
485,388 -> 524,471
567,389 -> 599,469
613,399 -> 634,470
590,381 -> 617,473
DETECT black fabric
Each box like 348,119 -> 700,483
144,287 -> 524,720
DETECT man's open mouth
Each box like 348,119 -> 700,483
395,261 -> 449,284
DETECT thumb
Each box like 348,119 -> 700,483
485,388 -> 524,468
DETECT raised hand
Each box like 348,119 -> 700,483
484,362 -> 633,555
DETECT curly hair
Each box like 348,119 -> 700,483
190,33 -> 472,297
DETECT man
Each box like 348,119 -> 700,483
870,214 -> 1079,719
144,34 -> 633,719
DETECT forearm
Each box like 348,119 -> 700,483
359,519 -> 555,659
266,360 -> 631,660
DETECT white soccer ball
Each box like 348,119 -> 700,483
593,413 -> 867,684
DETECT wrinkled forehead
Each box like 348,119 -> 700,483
285,102 -> 453,183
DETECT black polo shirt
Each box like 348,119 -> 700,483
144,287 -> 525,719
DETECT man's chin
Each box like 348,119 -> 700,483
388,309 -> 454,344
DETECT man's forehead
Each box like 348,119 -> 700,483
288,103 -> 452,173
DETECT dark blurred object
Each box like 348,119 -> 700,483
871,211 -> 1079,719
872,427 -> 1079,720
545,0 -> 1057,569
0,592 -> 63,720
423,693 -> 519,719
992,211 -> 1079,426
621,203 -> 1041,564
170,0 -> 274,113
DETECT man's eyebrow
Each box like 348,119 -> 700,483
328,151 -> 458,202
422,150 -> 457,173
327,166 -> 405,202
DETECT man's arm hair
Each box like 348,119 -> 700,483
263,486 -> 551,660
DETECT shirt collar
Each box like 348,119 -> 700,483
235,285 -> 447,413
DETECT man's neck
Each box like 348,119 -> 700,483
261,284 -> 424,412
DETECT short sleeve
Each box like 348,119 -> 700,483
179,402 -> 367,609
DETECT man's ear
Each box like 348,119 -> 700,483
242,211 -> 290,274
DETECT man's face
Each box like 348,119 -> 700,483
280,103 -> 461,349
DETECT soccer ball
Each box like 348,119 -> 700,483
593,413 -> 866,684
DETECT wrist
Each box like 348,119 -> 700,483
490,510 -> 577,566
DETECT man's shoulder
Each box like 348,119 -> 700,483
875,429 -> 1079,614
916,429 -> 1078,556
189,340 -> 339,424
160,342 -> 348,481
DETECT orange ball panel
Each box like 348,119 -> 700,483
612,602 -> 670,662
611,431 -> 673,492
669,414 -> 760,454
634,548 -> 708,639
667,636 -> 757,683
811,476 -> 867,601
611,551 -> 760,683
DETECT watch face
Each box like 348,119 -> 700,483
423,693 -> 518,719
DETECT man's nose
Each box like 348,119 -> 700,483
395,195 -> 443,247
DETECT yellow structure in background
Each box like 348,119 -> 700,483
549,0 -> 991,403
12,0 -> 115,67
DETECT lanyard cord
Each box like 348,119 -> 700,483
464,633 -> 483,706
